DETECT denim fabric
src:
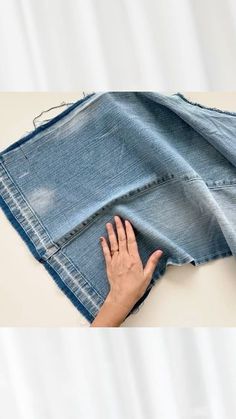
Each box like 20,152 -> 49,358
1,92 -> 236,322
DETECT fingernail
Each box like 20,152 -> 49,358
99,237 -> 103,242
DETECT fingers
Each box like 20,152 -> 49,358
114,215 -> 127,253
125,219 -> 139,256
143,249 -> 163,282
100,236 -> 111,267
104,216 -> 137,255
106,222 -> 119,253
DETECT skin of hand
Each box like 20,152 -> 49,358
90,215 -> 163,327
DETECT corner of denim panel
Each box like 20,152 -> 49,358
43,259 -> 94,323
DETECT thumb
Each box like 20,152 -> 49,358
143,250 -> 163,282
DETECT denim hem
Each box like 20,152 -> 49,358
192,250 -> 233,266
0,161 -> 58,258
43,260 -> 96,323
0,161 -> 103,322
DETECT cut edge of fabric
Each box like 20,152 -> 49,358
192,250 -> 233,266
175,92 -> 236,117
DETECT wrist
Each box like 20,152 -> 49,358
105,291 -> 137,314
90,297 -> 132,327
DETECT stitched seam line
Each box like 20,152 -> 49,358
60,249 -> 105,301
0,162 -> 102,315
0,162 -> 51,253
57,173 -> 202,248
207,184 -> 236,190
59,174 -> 235,248
57,174 -> 236,248
47,253 -> 103,316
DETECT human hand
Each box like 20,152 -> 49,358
91,215 -> 163,327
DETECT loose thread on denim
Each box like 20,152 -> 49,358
33,101 -> 74,129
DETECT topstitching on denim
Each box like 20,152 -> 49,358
0,160 -> 103,318
55,172 -> 202,250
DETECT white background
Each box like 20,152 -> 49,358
0,0 -> 236,90
1,328 -> 236,419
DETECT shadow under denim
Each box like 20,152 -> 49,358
1,92 -> 236,322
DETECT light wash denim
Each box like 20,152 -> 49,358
1,92 -> 236,322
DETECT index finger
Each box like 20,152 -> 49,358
124,219 -> 139,256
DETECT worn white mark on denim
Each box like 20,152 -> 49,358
18,171 -> 29,179
28,187 -> 55,216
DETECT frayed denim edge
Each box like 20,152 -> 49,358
193,250 -> 233,265
175,92 -> 236,117
0,195 -> 94,323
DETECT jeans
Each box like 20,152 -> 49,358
1,92 -> 236,322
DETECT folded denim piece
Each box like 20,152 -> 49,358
1,92 -> 236,322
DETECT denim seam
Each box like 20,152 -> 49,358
185,178 -> 236,187
207,184 -> 236,190
47,252 -> 102,317
60,249 -> 105,301
60,173 -> 234,248
0,161 -> 103,318
0,162 -> 52,254
57,173 -> 202,248
58,173 -> 234,249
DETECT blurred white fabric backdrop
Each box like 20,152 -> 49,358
1,328 -> 236,419
0,0 -> 236,90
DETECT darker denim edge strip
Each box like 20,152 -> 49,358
0,195 -> 94,322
